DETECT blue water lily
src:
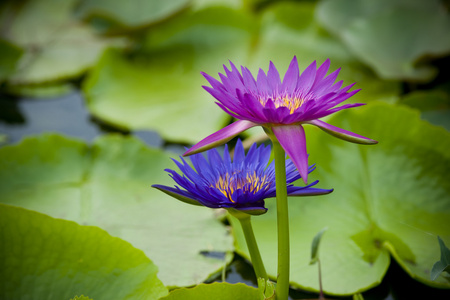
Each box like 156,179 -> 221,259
153,140 -> 332,215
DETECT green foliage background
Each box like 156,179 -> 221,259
1,0 -> 449,299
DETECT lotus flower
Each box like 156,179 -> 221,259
184,57 -> 377,183
153,140 -> 332,215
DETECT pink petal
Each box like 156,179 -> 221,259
297,60 -> 317,95
257,68 -> 270,95
184,120 -> 259,156
267,61 -> 281,91
282,56 -> 300,94
272,125 -> 309,184
307,119 -> 378,144
241,66 -> 257,92
315,59 -> 330,82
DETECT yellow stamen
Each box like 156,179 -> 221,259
260,96 -> 305,114
214,171 -> 270,202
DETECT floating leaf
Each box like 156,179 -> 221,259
84,6 -> 257,143
231,103 -> 450,295
0,134 -> 7,145
430,236 -> 450,281
316,0 -> 450,81
159,282 -> 260,300
251,1 -> 400,103
70,296 -> 94,300
0,134 -> 233,287
75,0 -> 190,34
0,39 -> 23,82
0,0 -> 122,84
401,90 -> 450,131
5,82 -> 74,98
0,204 -> 168,300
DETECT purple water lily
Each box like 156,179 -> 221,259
153,140 -> 332,215
184,57 -> 377,183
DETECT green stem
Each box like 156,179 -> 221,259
238,216 -> 268,281
273,140 -> 290,300
318,259 -> 324,299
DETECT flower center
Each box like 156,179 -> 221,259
214,170 -> 270,202
260,95 -> 305,114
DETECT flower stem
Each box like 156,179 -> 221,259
273,140 -> 290,300
238,216 -> 268,282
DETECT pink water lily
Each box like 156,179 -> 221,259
184,57 -> 377,183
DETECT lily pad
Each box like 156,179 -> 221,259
5,83 -> 74,98
160,282 -> 260,300
83,6 -> 257,143
231,103 -> 450,295
401,90 -> 450,131
316,0 -> 450,81
75,0 -> 190,34
0,134 -> 234,287
70,296 -> 93,300
0,134 -> 7,145
70,297 -> 93,300
0,38 -> 23,82
0,0 -> 121,84
250,1 -> 400,103
0,204 -> 168,299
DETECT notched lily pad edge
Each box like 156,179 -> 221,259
384,241 -> 450,289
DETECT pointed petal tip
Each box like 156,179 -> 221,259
366,139 -> 378,145
307,119 -> 377,146
271,125 -> 310,185
321,188 -> 334,195
288,187 -> 334,197
152,184 -> 203,206
184,120 -> 259,156
301,175 -> 308,185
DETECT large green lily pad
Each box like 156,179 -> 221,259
250,1 -> 400,103
231,103 -> 450,295
0,203 -> 168,300
75,0 -> 190,34
83,6 -> 257,143
160,282 -> 260,300
0,134 -> 233,287
0,39 -> 23,82
316,0 -> 450,81
401,90 -> 450,131
0,0 -> 121,84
